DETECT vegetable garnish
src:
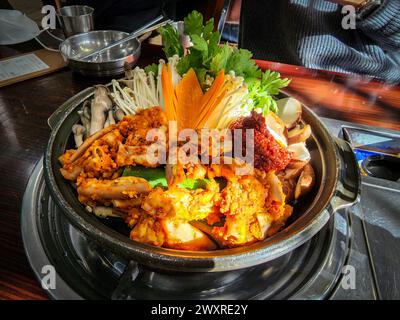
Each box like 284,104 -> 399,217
174,12 -> 261,85
179,178 -> 210,190
144,63 -> 158,75
176,11 -> 220,83
161,63 -> 177,121
123,166 -> 167,188
157,10 -> 291,121
158,11 -> 276,85
123,166 -> 210,190
245,70 -> 291,115
195,69 -> 227,128
161,66 -> 230,130
175,68 -> 204,129
157,23 -> 184,58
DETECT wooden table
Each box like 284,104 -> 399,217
0,43 -> 399,300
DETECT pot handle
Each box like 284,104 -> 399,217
47,86 -> 95,130
330,137 -> 361,212
111,260 -> 143,300
48,104 -> 69,130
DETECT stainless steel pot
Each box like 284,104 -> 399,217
43,87 -> 360,272
59,31 -> 141,77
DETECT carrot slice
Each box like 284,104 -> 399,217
194,70 -> 226,128
197,88 -> 228,128
163,67 -> 228,129
161,64 -> 176,121
201,70 -> 226,107
175,68 -> 204,129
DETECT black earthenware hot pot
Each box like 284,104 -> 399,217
43,87 -> 360,273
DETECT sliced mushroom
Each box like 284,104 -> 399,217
265,111 -> 288,147
280,177 -> 297,203
255,213 -> 272,240
286,159 -> 308,169
294,163 -> 315,200
283,160 -> 308,180
92,206 -> 122,218
277,97 -> 302,129
288,124 -> 312,145
287,142 -> 311,162
104,118 -> 109,128
72,124 -> 86,148
161,219 -> 217,251
266,171 -> 285,203
190,220 -> 224,248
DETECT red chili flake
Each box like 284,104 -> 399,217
230,111 -> 292,172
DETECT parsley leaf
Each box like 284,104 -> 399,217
184,10 -> 204,36
158,23 -> 184,57
210,44 -> 231,73
144,63 -> 158,74
158,9 -> 291,107
177,11 -> 222,82
191,34 -> 208,58
245,71 -> 291,114
225,49 -> 261,79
